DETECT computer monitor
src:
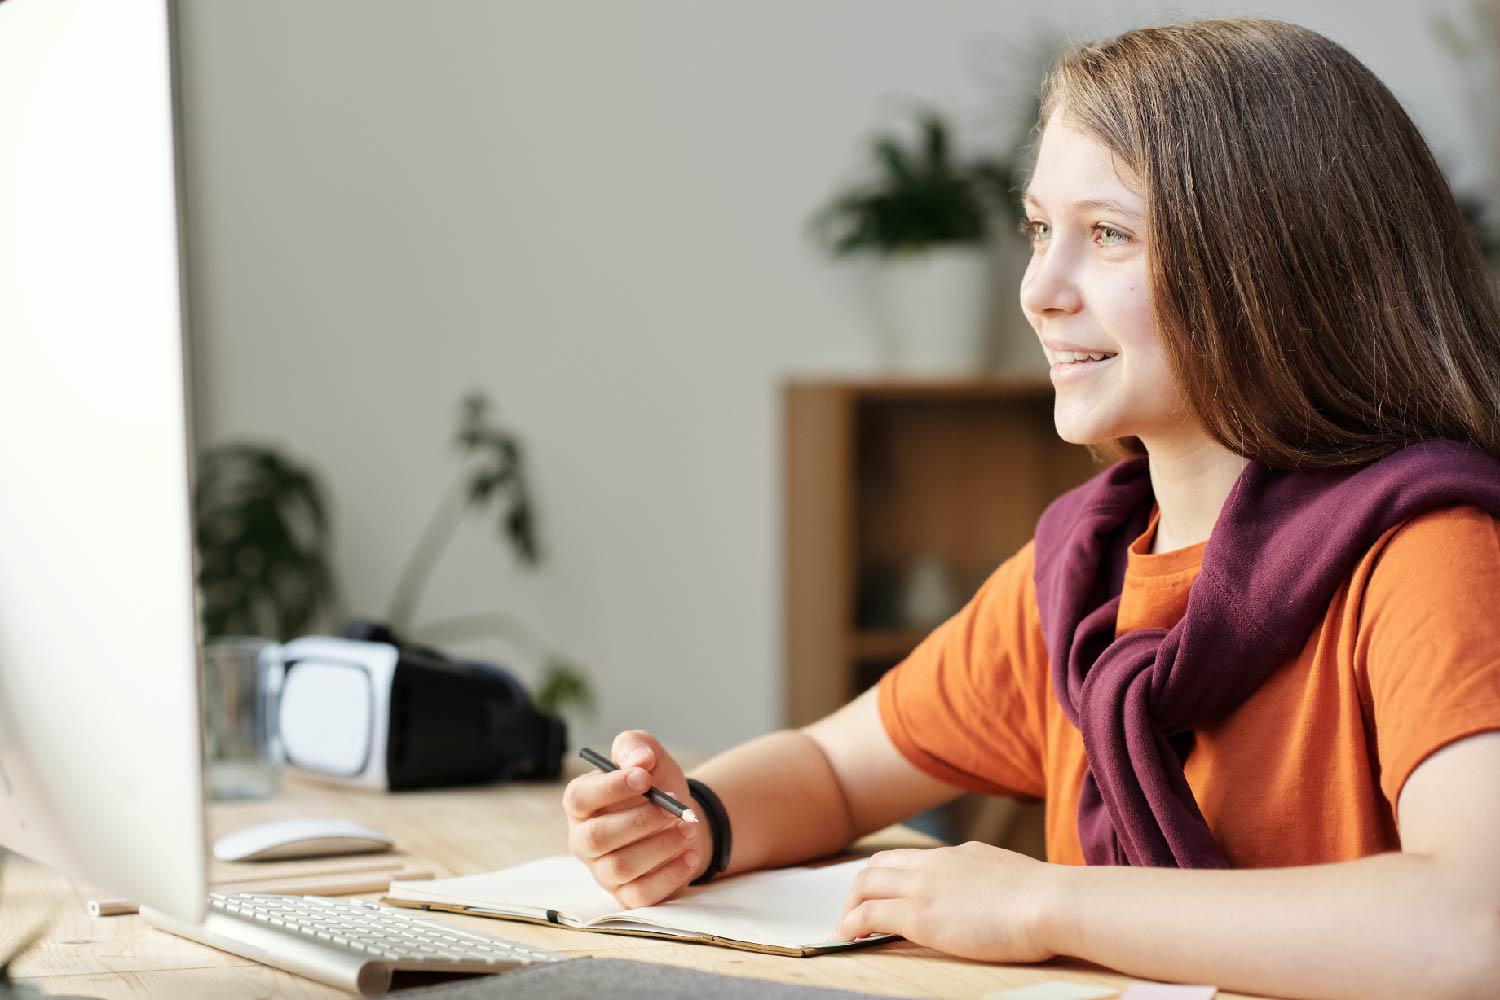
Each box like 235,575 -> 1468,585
0,0 -> 206,922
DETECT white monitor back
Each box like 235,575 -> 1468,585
0,0 -> 205,920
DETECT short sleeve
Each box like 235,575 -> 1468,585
1357,505 -> 1500,818
877,540 -> 1050,800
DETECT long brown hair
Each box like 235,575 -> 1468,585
1037,17 -> 1500,468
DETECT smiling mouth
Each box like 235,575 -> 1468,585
1045,348 -> 1118,366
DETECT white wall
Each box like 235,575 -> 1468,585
175,0 -> 1480,756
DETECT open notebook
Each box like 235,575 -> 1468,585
383,856 -> 896,957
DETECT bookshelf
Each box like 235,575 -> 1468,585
782,377 -> 1099,728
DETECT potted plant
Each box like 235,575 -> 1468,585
811,108 -> 1023,373
192,396 -> 594,723
194,443 -> 339,641
385,391 -> 594,719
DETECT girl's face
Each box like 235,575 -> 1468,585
1019,113 -> 1192,448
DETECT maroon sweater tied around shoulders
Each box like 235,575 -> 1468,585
1032,440 -> 1500,868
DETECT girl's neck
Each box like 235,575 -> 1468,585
1143,436 -> 1251,554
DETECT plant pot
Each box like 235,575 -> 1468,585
867,245 -> 990,375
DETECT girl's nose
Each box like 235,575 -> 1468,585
1019,247 -> 1084,322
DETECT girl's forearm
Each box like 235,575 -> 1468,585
689,729 -> 854,878
1043,851 -> 1500,1000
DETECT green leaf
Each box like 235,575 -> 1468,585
921,111 -> 949,173
533,657 -> 595,717
873,137 -> 914,185
505,499 -> 540,567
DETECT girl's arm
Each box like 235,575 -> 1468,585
1049,731 -> 1500,999
564,686 -> 964,908
837,732 -> 1500,1000
687,686 -> 963,878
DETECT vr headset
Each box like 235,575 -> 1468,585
257,622 -> 567,791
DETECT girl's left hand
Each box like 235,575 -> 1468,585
833,842 -> 1066,963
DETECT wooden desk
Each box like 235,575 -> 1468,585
1,775 -> 1268,999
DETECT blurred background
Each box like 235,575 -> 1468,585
175,0 -> 1500,773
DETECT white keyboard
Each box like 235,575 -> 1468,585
140,892 -> 567,996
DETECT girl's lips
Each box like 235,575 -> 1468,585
1049,354 -> 1117,383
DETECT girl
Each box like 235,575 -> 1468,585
563,18 -> 1500,999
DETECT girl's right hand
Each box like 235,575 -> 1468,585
562,730 -> 705,908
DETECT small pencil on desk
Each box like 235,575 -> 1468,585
88,899 -> 137,917
86,865 -> 434,917
578,747 -> 699,823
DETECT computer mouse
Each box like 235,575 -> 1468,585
212,817 -> 396,862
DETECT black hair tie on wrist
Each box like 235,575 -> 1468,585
686,778 -> 732,885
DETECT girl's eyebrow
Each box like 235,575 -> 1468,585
1021,189 -> 1143,219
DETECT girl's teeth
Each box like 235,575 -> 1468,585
1051,349 -> 1117,364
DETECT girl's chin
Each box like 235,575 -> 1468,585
1055,426 -> 1118,447
1052,410 -> 1126,447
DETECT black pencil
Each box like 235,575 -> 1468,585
578,747 -> 699,823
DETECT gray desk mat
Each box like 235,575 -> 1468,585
393,957 -> 923,999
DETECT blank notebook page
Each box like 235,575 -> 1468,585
389,857 -> 872,949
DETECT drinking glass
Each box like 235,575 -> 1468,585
201,636 -> 281,800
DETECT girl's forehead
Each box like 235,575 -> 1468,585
1026,115 -> 1144,214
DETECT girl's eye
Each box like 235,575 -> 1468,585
1018,219 -> 1050,245
1093,224 -> 1131,247
1019,219 -> 1133,249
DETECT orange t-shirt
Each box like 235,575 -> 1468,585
878,504 -> 1500,867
